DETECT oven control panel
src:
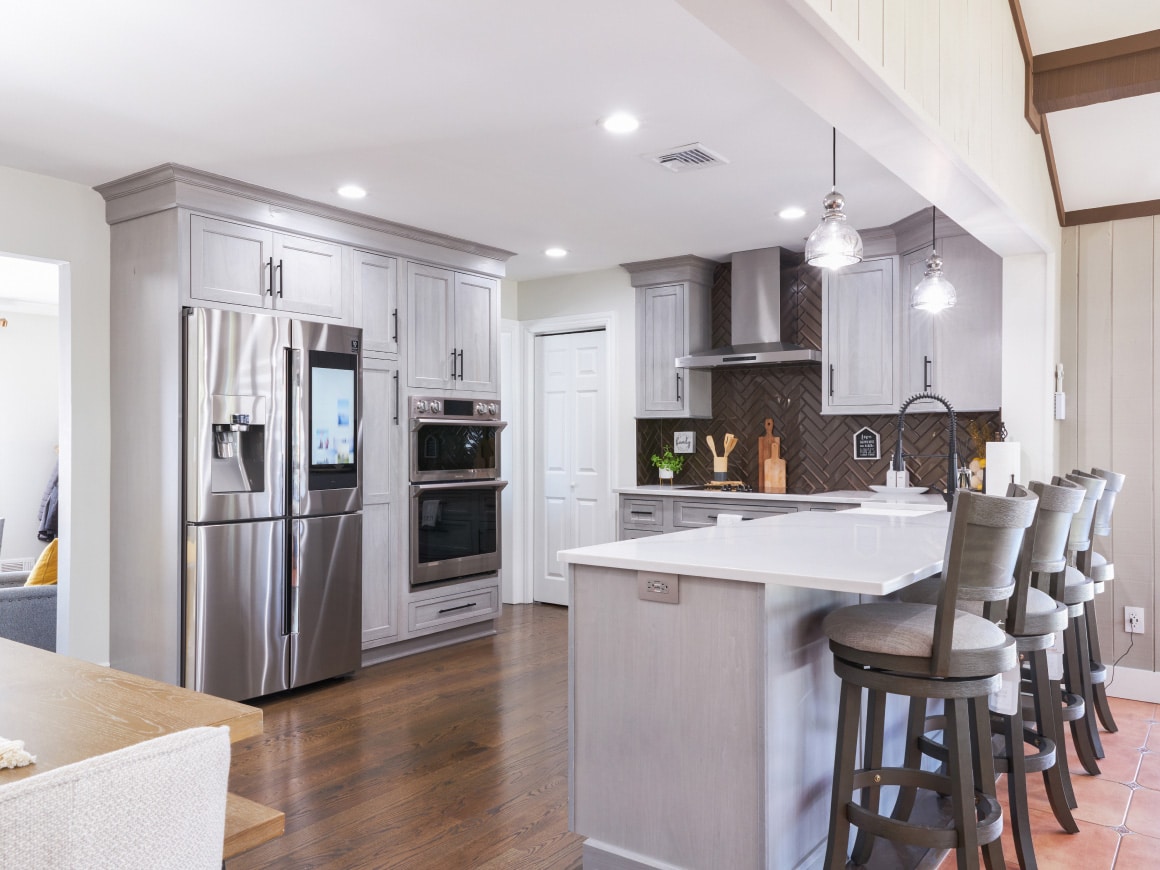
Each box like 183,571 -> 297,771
409,396 -> 501,421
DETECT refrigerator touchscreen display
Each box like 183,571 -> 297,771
309,350 -> 357,489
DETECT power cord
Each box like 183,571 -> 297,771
1104,630 -> 1134,689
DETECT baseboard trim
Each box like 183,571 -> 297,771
1105,666 -> 1160,704
360,621 -> 496,668
581,840 -> 683,870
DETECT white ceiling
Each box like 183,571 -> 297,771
0,0 -> 928,280
1021,1 -> 1160,215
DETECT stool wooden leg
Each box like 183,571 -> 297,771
968,697 -> 1004,870
1085,600 -> 1119,733
825,677 -> 861,870
1075,612 -> 1107,759
946,698 -> 981,870
1029,648 -> 1080,832
890,696 -> 927,825
851,688 -> 887,865
1063,616 -> 1102,775
998,705 -> 1037,870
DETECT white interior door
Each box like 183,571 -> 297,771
533,330 -> 608,605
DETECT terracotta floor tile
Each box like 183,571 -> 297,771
1125,785 -> 1160,839
1114,831 -> 1160,869
1069,775 -> 1133,827
1136,752 -> 1160,791
1108,697 -> 1159,723
1015,814 -> 1120,870
1099,720 -> 1153,755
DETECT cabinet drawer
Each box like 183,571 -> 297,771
673,500 -> 796,528
622,497 -> 664,529
408,585 -> 498,634
621,527 -> 664,541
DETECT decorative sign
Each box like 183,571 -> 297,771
673,431 -> 695,454
853,426 -> 880,461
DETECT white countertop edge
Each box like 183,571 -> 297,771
616,486 -> 947,508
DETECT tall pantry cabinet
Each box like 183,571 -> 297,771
97,164 -> 511,684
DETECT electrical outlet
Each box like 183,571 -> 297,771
1125,606 -> 1145,635
637,570 -> 679,604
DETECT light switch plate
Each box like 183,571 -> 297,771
638,571 -> 679,604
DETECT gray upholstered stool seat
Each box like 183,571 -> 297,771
824,602 -> 1015,677
1062,565 -> 1096,610
1086,467 -> 1126,737
1089,551 -> 1112,584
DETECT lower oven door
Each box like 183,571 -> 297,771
410,480 -> 508,586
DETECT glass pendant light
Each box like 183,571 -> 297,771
911,206 -> 957,312
804,128 -> 864,270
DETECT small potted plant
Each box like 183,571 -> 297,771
651,446 -> 685,484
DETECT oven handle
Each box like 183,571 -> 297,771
409,418 -> 508,432
410,479 -> 509,497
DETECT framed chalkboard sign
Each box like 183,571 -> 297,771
853,427 -> 880,461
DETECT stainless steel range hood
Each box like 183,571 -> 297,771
676,246 -> 821,368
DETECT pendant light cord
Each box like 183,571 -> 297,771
931,205 -> 937,254
831,128 -> 837,190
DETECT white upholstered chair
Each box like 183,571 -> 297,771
0,725 -> 230,870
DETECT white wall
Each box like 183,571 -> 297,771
517,267 -> 636,488
0,165 -> 110,663
0,312 -> 59,559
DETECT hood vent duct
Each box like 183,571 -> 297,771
676,247 -> 821,368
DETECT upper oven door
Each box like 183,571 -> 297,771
410,419 -> 507,482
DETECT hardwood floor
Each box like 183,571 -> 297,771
227,604 -> 583,870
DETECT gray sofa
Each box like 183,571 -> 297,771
0,571 -> 56,651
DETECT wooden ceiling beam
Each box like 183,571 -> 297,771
1007,0 -> 1041,133
1033,30 -> 1160,113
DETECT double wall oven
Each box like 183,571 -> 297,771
409,396 -> 507,587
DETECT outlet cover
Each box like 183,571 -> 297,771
1125,606 -> 1145,634
638,571 -> 679,604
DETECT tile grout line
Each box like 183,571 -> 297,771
1113,717 -> 1155,868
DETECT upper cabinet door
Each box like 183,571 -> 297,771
638,284 -> 685,414
453,272 -> 498,393
823,257 -> 897,413
407,262 -> 455,390
272,232 -> 343,318
355,250 -> 399,356
190,215 -> 273,308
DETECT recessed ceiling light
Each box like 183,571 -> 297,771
337,184 -> 367,199
778,206 -> 806,220
545,247 -> 568,258
601,113 -> 640,134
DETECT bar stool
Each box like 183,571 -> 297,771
822,487 -> 1037,870
1040,472 -> 1105,775
1085,468 -> 1126,735
898,480 -> 1084,869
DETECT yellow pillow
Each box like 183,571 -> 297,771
25,540 -> 58,586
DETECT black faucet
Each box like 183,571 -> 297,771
892,392 -> 958,512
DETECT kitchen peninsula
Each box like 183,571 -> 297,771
560,506 -> 950,870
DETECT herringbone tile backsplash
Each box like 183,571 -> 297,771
637,260 -> 1002,494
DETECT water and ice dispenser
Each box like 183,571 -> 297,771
210,395 -> 266,493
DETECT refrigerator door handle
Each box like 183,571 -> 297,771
290,346 -> 304,512
288,519 -> 301,635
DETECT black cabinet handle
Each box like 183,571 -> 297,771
276,259 -> 284,298
676,371 -> 682,402
829,364 -> 835,399
393,370 -> 400,425
458,349 -> 464,380
265,258 -> 273,296
923,355 -> 932,392
392,308 -> 399,343
438,602 -> 477,615
450,349 -> 458,380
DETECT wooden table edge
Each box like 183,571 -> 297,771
224,792 -> 285,860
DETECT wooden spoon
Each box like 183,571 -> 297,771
706,434 -> 717,457
724,434 -> 737,456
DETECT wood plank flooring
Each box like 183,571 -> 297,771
227,604 -> 583,870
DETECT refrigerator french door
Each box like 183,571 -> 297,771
184,307 -> 362,701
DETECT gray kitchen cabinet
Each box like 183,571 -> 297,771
361,355 -> 403,646
822,256 -> 898,414
353,249 -> 399,356
624,256 -> 715,419
190,214 -> 343,319
901,233 -> 1002,412
406,261 -> 498,393
618,492 -> 856,539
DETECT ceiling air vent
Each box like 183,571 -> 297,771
645,143 -> 729,173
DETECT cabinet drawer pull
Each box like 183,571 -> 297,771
923,355 -> 932,392
438,602 -> 477,615
393,370 -> 400,425
829,364 -> 834,399
392,308 -> 399,343
265,258 -> 274,296
276,259 -> 284,298
630,511 -> 654,519
676,371 -> 682,402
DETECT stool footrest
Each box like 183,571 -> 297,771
847,768 -> 1002,850
1090,663 -> 1107,684
1059,690 -> 1086,722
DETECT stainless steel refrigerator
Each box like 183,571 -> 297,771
183,307 -> 362,701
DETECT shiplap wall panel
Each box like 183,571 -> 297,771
939,0 -> 967,151
832,0 -> 859,39
881,0 -> 905,86
1058,229 -> 1079,473
858,0 -> 884,66
966,0 -> 992,173
904,0 -> 941,121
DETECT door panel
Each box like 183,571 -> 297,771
274,233 -> 343,318
407,262 -> 454,389
187,520 -> 288,701
190,215 -> 272,308
290,514 -> 362,688
356,251 -> 399,355
454,272 -> 498,392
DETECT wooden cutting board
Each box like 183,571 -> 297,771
757,418 -> 786,493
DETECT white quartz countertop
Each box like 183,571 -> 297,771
559,507 -> 951,596
617,485 -> 948,508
